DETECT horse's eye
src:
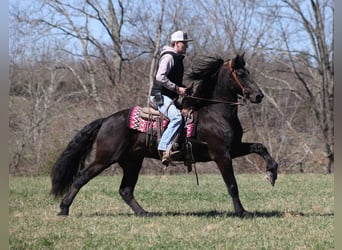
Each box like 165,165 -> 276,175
237,70 -> 246,78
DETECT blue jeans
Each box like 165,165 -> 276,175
150,95 -> 182,151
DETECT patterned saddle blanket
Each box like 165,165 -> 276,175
127,105 -> 196,138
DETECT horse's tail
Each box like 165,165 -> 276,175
50,117 -> 106,197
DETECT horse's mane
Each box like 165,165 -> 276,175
187,56 -> 224,99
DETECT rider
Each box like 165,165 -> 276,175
150,30 -> 193,165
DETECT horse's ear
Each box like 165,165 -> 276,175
233,52 -> 245,69
235,52 -> 245,59
232,54 -> 239,69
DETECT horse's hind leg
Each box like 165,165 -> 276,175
118,157 -> 148,216
231,143 -> 279,186
58,161 -> 111,216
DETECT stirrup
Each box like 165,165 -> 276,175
161,150 -> 182,166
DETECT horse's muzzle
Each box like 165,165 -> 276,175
254,93 -> 264,103
249,91 -> 264,103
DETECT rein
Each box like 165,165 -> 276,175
184,95 -> 245,106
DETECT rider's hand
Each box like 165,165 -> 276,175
185,86 -> 193,96
176,87 -> 187,95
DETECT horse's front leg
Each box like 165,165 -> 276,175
214,152 -> 248,217
231,142 -> 278,186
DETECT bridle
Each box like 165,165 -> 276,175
183,59 -> 250,106
224,59 -> 249,97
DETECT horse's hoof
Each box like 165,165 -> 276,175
57,208 -> 69,216
57,211 -> 69,216
145,212 -> 160,217
136,210 -> 150,217
266,171 -> 277,186
237,210 -> 253,219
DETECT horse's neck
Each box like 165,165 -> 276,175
211,89 -> 239,106
198,100 -> 238,119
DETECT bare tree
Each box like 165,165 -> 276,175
9,0 -> 333,175
147,0 -> 166,105
273,0 -> 334,173
85,0 -> 124,85
9,59 -> 69,174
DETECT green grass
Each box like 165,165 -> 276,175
9,174 -> 333,249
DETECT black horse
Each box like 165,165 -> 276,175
51,53 -> 278,217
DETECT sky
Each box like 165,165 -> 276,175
9,0 -> 334,65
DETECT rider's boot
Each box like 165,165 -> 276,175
160,150 -> 182,166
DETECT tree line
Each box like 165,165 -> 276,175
9,0 -> 333,175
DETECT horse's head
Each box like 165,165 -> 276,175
226,53 -> 264,103
186,54 -> 264,106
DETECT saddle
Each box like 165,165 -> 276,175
127,105 -> 169,140
127,105 -> 197,170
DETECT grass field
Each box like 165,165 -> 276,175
9,173 -> 333,249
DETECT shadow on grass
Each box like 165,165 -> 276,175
86,210 -> 334,219
163,210 -> 284,218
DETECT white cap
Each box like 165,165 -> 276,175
170,31 -> 193,42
